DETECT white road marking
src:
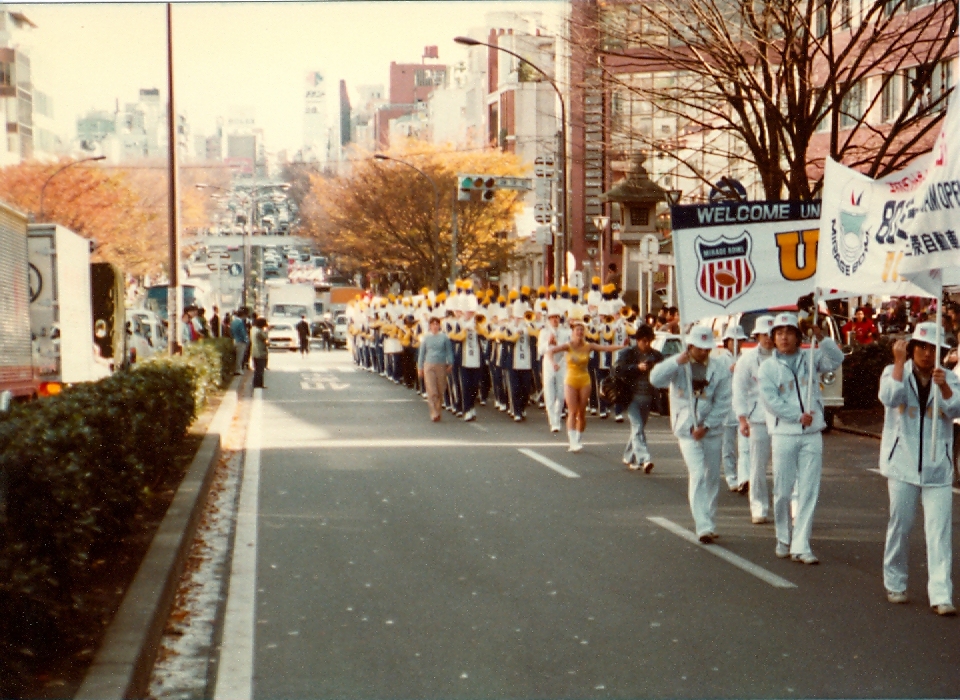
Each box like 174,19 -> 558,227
518,448 -> 581,479
647,516 -> 797,590
213,389 -> 263,700
469,423 -> 489,432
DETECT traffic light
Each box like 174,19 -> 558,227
458,174 -> 498,202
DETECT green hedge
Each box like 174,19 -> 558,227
0,338 -> 233,696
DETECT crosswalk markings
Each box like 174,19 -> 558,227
648,516 -> 797,590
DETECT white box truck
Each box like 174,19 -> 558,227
266,282 -> 315,323
0,202 -> 35,400
28,223 -> 111,387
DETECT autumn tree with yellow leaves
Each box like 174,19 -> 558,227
300,143 -> 530,291
0,158 -> 219,277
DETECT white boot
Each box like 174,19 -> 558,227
569,430 -> 583,453
567,429 -> 577,451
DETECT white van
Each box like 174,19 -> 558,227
127,309 -> 168,362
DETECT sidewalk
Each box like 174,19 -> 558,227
833,407 -> 884,438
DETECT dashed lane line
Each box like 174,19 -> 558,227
648,516 -> 797,590
518,448 -> 581,479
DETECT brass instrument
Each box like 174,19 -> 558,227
475,312 -> 486,325
524,310 -> 536,321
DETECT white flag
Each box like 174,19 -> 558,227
817,155 -> 948,299
896,100 -> 960,280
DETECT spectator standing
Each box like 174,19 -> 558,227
418,316 -> 454,422
180,310 -> 195,346
879,325 -> 960,615
210,306 -> 221,339
841,307 -> 878,345
251,317 -> 269,389
296,315 -> 311,356
230,308 -> 250,375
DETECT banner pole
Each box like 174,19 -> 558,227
931,279 -> 943,464
806,288 -> 820,411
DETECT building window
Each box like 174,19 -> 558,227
839,0 -> 852,28
840,80 -> 864,128
0,61 -> 11,87
881,73 -> 902,122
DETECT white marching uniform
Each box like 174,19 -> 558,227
732,346 -> 774,520
539,324 -> 570,432
879,360 -> 960,605
758,338 -> 844,557
714,347 -> 750,491
650,355 -> 732,538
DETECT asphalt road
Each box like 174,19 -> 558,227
212,348 -> 960,699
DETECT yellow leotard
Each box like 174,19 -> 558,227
565,345 -> 592,390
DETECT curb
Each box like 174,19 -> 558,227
74,378 -> 242,700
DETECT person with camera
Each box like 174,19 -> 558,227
614,324 -> 663,473
879,323 -> 960,615
650,325 -> 732,543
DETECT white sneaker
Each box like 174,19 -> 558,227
886,590 -> 908,604
615,414 -> 624,423
775,542 -> 790,559
463,409 -> 476,422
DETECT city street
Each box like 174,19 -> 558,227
198,349 -> 960,699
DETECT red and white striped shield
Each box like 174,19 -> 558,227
695,233 -> 756,307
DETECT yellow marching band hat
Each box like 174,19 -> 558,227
345,277 -> 629,330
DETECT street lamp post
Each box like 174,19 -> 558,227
373,154 -> 442,290
454,35 -> 567,288
38,155 -> 107,221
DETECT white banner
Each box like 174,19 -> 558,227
671,201 -> 822,324
817,155 -> 948,298
896,101 -> 960,282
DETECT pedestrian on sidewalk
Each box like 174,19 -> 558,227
549,310 -> 626,453
616,323 -> 663,473
251,317 -> 268,389
296,315 -> 310,356
758,313 -> 844,564
879,324 -> 960,615
230,308 -> 250,374
418,316 -> 454,422
650,324 -> 731,543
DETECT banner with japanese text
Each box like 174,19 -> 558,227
671,201 -> 822,324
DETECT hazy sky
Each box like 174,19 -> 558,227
20,1 -> 565,156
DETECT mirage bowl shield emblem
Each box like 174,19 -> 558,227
695,233 -> 755,307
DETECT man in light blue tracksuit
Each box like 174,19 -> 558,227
758,312 -> 844,564
651,324 -> 732,544
733,315 -> 776,524
879,322 -> 960,616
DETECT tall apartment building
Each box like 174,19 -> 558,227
0,7 -> 36,164
373,54 -> 446,149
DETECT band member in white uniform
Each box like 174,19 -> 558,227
758,312 -> 844,564
539,301 -> 570,433
715,324 -> 750,493
650,324 -> 732,543
879,323 -> 960,615
732,315 -> 776,524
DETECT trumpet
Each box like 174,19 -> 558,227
620,306 -> 634,319
524,310 -> 536,321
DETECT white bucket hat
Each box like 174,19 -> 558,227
751,315 -> 776,336
771,312 -> 800,331
686,324 -> 715,350
910,321 -> 952,348
722,324 -> 749,341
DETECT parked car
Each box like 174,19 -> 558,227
650,331 -> 684,415
332,314 -> 349,348
267,322 -> 297,351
